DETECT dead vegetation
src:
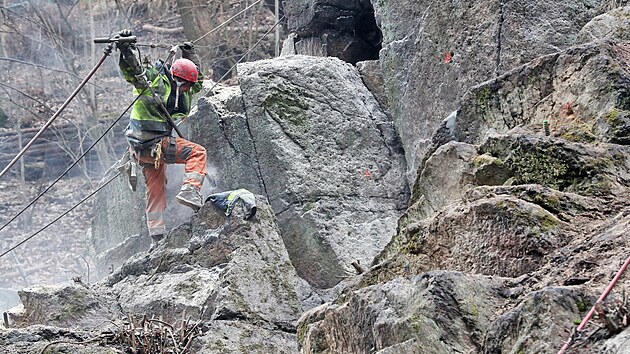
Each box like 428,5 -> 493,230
38,312 -> 202,354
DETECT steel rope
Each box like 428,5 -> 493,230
0,13 -> 285,258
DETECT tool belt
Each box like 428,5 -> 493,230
131,137 -> 178,168
117,137 -> 178,191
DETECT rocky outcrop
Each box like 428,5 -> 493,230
482,287 -> 591,353
372,0 -> 604,183
299,271 -> 514,354
107,196 -> 317,328
446,40 -> 630,149
2,197 -> 319,353
191,55 -> 409,288
296,5 -> 630,354
7,282 -> 120,329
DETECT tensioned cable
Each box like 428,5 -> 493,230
0,93 -> 137,235
204,15 -> 285,95
192,0 -> 263,45
0,0 -> 265,181
0,6 -> 275,233
0,14 -> 286,255
0,172 -> 121,259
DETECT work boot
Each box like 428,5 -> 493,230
176,185 -> 203,211
148,234 -> 163,253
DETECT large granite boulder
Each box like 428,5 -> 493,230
2,198 -> 318,353
191,55 -> 409,288
108,196 -> 316,329
372,0 -> 604,183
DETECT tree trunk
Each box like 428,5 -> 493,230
176,0 -> 216,54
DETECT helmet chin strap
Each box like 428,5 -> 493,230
174,79 -> 183,109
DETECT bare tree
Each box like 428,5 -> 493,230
176,0 -> 283,81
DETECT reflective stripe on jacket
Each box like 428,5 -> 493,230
119,55 -> 203,146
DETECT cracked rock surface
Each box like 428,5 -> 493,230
192,56 -> 410,288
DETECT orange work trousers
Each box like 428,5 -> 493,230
133,137 -> 207,236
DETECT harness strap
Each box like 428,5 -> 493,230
165,138 -> 178,163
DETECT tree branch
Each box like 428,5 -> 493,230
0,82 -> 55,114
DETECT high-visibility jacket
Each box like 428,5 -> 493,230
207,189 -> 257,220
119,52 -> 203,149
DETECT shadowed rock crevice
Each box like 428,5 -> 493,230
495,1 -> 505,75
283,0 -> 382,64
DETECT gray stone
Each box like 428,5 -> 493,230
449,41 -> 630,148
108,197 -> 315,329
190,86 -> 262,194
93,233 -> 149,280
4,197 -> 315,353
410,141 -> 479,217
400,194 -> 565,278
356,59 -> 389,112
90,169 -> 146,256
483,287 -> 590,353
7,283 -> 120,329
577,6 -> 630,43
193,55 -> 409,288
299,271 -> 511,354
192,320 -> 298,354
479,131 -> 630,196
602,326 -> 630,353
0,325 -> 113,354
372,0 -> 603,184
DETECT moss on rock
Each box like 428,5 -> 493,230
481,136 -> 615,195
262,83 -> 309,126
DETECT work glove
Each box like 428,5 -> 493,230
116,29 -> 134,51
179,41 -> 201,68
179,41 -> 196,57
119,29 -> 132,37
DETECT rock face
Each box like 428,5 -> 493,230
483,287 -> 591,353
2,197 -> 318,353
89,170 -> 147,278
191,55 -> 409,288
295,4 -> 630,354
299,271 -> 513,354
372,0 -> 604,183
448,41 -> 630,148
108,196 -> 314,327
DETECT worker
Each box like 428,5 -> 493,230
116,29 -> 207,251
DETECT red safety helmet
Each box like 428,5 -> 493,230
171,58 -> 198,83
